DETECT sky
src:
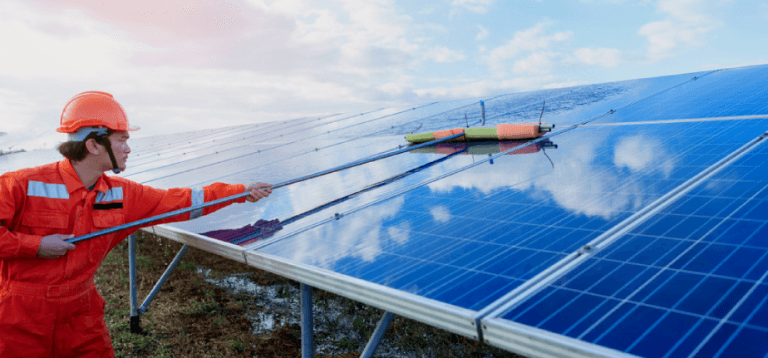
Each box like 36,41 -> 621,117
0,0 -> 766,151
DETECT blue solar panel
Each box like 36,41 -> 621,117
247,117 -> 768,312
593,65 -> 768,125
494,131 -> 768,357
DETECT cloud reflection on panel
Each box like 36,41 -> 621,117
427,130 -> 675,222
236,141 -> 560,270
614,135 -> 675,178
168,137 -> 477,244
275,196 -> 407,270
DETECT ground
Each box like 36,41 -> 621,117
97,230 -> 524,358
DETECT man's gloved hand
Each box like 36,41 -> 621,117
37,234 -> 76,259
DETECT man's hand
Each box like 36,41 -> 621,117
244,182 -> 272,203
37,234 -> 76,259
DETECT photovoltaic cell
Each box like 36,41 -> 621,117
248,118 -> 768,312
495,132 -> 768,357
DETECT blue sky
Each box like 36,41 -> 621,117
0,0 -> 766,151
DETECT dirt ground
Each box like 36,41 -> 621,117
96,230 -> 524,357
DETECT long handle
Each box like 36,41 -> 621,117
66,132 -> 465,244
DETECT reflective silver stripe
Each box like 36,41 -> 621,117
27,181 -> 69,199
95,187 -> 124,203
190,188 -> 204,219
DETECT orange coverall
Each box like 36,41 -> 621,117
0,159 -> 247,357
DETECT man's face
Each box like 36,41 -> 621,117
108,131 -> 131,171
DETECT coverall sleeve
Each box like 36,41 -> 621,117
124,181 -> 247,227
0,174 -> 43,259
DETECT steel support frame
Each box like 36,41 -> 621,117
128,232 -> 190,334
301,283 -> 314,358
361,311 -> 395,358
300,282 -> 395,357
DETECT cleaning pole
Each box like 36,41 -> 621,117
66,132 -> 466,244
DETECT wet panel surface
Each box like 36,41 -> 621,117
248,118 -> 768,311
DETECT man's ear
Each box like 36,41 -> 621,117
84,138 -> 102,156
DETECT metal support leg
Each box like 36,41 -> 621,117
301,283 -> 314,358
128,233 -> 142,334
138,244 -> 190,314
360,312 -> 395,358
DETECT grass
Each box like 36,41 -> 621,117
96,230 -> 524,357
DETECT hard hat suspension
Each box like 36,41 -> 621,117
85,127 -> 122,174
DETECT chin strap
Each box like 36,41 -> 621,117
90,128 -> 122,174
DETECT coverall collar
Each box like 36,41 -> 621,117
59,159 -> 109,194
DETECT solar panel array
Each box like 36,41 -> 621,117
492,142 -> 768,357
3,64 -> 768,357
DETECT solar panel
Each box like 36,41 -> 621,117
243,117 -> 768,314
592,66 -> 768,125
485,137 -> 768,357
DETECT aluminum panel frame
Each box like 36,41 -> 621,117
243,250 -> 481,339
482,318 -> 639,358
144,225 -> 248,264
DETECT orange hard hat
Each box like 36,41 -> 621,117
57,91 -> 139,134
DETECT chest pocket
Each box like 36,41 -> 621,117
20,210 -> 69,235
92,210 -> 125,228
92,187 -> 125,228
90,209 -> 125,264
90,187 -> 126,263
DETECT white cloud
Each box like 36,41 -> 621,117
638,0 -> 721,61
614,135 -> 675,177
484,22 -> 572,75
429,206 -> 452,223
571,47 -> 624,68
512,52 -> 558,74
476,24 -> 489,40
0,0 -> 461,151
424,46 -> 467,63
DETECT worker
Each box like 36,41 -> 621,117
0,91 -> 273,357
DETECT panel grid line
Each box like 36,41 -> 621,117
576,181 -> 768,341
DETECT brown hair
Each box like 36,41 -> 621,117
57,141 -> 89,162
57,128 -> 115,162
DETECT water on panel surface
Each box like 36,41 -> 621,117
250,118 -> 768,312
498,123 -> 768,357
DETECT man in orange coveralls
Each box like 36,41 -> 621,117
0,91 -> 273,357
